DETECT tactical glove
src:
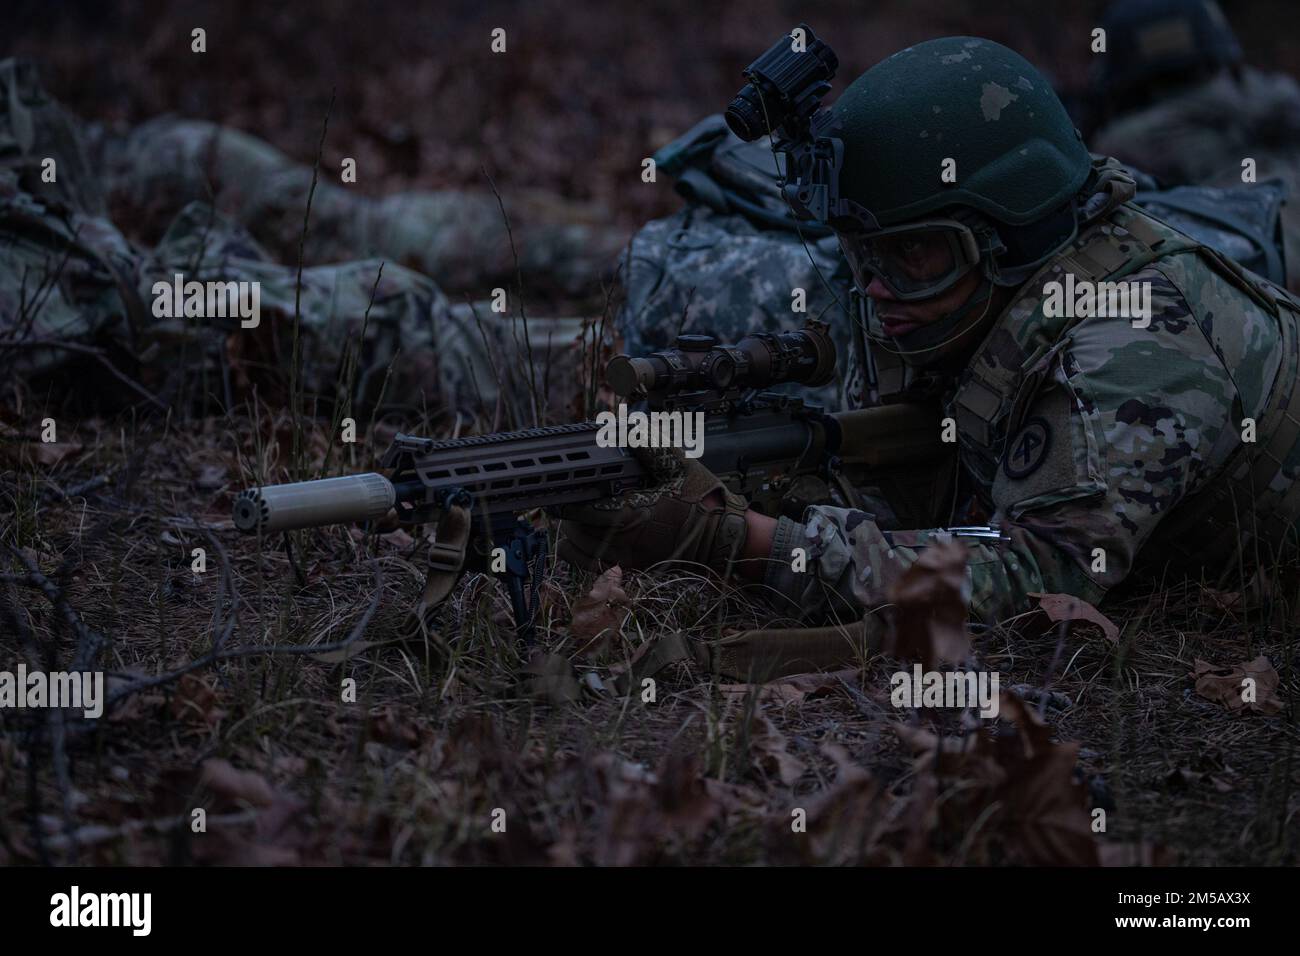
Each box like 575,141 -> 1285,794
555,447 -> 749,576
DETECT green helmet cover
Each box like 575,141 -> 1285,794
831,37 -> 1091,228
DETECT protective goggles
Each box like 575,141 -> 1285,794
835,219 -> 986,301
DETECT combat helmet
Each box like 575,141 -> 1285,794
829,37 -> 1088,282
779,37 -> 1092,364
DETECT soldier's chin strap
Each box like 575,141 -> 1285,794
866,273 -> 999,364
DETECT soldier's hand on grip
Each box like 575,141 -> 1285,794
555,446 -> 749,576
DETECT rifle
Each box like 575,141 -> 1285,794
232,320 -> 945,643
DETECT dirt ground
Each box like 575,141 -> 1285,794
2,411 -> 1297,865
2,0 -> 1299,865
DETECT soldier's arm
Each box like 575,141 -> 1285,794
756,263 -> 1249,625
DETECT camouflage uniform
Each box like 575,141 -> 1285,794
1091,66 -> 1300,294
766,185 -> 1300,628
0,58 -> 576,419
717,32 -> 1300,633
1085,0 -> 1300,292
0,55 -> 455,415
617,114 -> 1288,419
0,163 -> 456,412
567,33 -> 1300,657
90,116 -> 626,297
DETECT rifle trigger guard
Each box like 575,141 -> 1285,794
437,487 -> 472,509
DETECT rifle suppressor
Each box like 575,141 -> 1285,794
233,473 -> 396,534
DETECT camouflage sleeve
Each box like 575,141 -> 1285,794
765,261 -> 1255,625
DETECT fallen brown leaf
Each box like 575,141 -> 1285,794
777,668 -> 862,697
106,684 -> 165,724
884,538 -> 971,668
885,693 -> 1099,865
380,528 -> 415,549
1202,588 -> 1242,610
718,682 -> 809,705
655,751 -> 722,840
369,705 -> 422,748
780,750 -> 890,865
273,755 -> 308,776
32,438 -> 84,467
993,692 -> 1098,865
570,565 -> 632,658
520,651 -> 582,704
995,688 -> 1055,755
1029,592 -> 1120,643
1191,655 -> 1284,715
702,777 -> 768,816
168,673 -> 225,728
748,711 -> 806,786
194,759 -> 308,865
1163,767 -> 1236,793
892,722 -> 1006,789
589,751 -> 722,865
199,759 -> 277,808
998,740 -> 1098,865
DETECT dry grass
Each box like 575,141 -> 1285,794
4,0 -> 1300,867
2,403 -> 1297,866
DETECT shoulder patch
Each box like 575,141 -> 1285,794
1003,417 -> 1051,479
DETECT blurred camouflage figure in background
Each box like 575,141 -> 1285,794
0,58 -> 610,424
87,117 -> 625,300
1089,0 -> 1300,292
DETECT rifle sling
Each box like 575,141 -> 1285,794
402,502 -> 472,644
615,617 -> 879,687
710,618 -> 879,680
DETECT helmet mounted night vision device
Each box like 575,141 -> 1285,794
725,23 -> 878,230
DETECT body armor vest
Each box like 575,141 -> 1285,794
948,197 -> 1300,580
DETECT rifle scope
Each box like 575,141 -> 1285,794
605,322 -> 836,398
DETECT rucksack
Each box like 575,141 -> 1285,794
615,116 -> 854,409
1130,172 -> 1288,286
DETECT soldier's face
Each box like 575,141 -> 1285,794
863,265 -> 986,338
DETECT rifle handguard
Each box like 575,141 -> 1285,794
831,403 -> 947,469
